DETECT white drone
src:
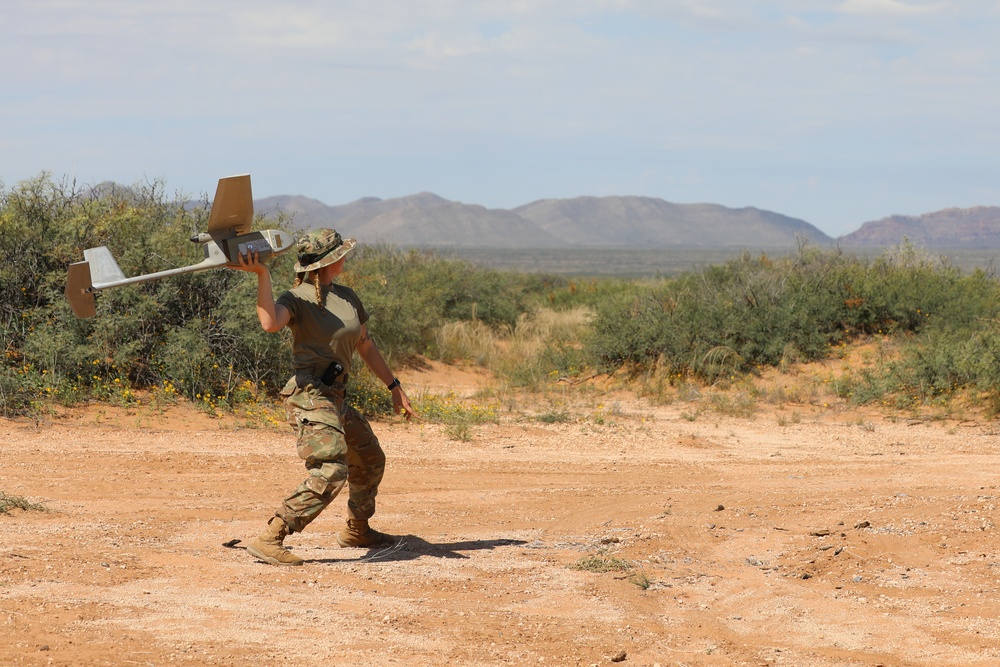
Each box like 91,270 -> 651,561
65,174 -> 293,318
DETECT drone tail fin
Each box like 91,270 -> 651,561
83,246 -> 127,286
65,261 -> 96,319
65,246 -> 128,319
207,174 -> 253,236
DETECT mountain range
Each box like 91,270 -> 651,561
837,206 -> 1000,247
255,192 -> 835,248
254,192 -> 1000,249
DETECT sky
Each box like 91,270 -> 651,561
3,1 -> 999,237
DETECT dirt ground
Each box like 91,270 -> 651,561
3,361 -> 1000,667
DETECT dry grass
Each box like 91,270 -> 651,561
434,307 -> 592,388
0,492 -> 48,514
434,319 -> 499,366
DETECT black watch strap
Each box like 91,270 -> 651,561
386,377 -> 401,391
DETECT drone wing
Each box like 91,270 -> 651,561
206,174 -> 253,236
65,172 -> 292,319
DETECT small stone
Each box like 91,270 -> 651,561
801,573 -> 812,579
810,529 -> 831,537
855,520 -> 871,529
39,645 -> 50,651
610,650 -> 627,662
745,556 -> 763,567
714,504 -> 725,512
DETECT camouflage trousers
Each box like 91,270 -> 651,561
275,378 -> 386,534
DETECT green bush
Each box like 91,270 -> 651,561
10,172 -> 1000,418
342,244 -> 551,363
589,243 -> 1000,389
0,173 -> 550,416
346,364 -> 394,418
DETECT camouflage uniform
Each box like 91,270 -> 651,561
270,229 -> 385,534
277,376 -> 385,534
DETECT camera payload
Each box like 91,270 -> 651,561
65,174 -> 292,318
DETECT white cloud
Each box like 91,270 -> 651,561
838,0 -> 946,16
1,0 -> 999,234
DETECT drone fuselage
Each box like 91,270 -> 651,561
64,174 -> 295,319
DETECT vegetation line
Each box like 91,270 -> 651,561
5,173 -> 1000,423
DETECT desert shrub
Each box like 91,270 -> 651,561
434,319 -> 499,366
0,173 -> 552,416
414,391 -> 500,425
588,267 -> 793,381
570,554 -> 633,573
589,243 -> 1000,388
0,174 -> 295,413
342,244 -> 549,362
0,366 -> 43,417
12,172 -> 1000,418
829,246 -> 1000,409
212,277 -> 295,390
493,308 -> 594,387
0,492 -> 48,514
541,276 -> 648,310
840,322 -> 1000,412
346,364 -> 394,418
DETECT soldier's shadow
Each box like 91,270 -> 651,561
307,536 -> 527,564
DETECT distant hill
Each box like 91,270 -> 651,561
514,196 -> 831,246
838,206 -> 1000,247
255,193 -> 833,248
256,192 -> 562,247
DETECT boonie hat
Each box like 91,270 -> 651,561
293,228 -> 357,273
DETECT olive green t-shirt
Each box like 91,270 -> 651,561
276,281 -> 369,376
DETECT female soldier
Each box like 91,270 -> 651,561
234,228 -> 416,566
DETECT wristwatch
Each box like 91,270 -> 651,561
386,377 -> 401,391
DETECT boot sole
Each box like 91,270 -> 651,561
246,543 -> 304,566
336,535 -> 397,548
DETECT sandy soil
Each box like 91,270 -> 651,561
2,361 -> 1000,667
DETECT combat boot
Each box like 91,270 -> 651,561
247,516 -> 304,566
336,518 -> 396,548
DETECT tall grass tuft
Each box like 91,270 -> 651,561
493,308 -> 593,389
433,319 -> 499,366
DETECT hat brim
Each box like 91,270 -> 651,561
294,237 -> 357,273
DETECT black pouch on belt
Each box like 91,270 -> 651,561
321,360 -> 345,385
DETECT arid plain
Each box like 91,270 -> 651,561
3,360 -> 1000,667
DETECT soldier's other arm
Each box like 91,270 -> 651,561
356,324 -> 417,420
